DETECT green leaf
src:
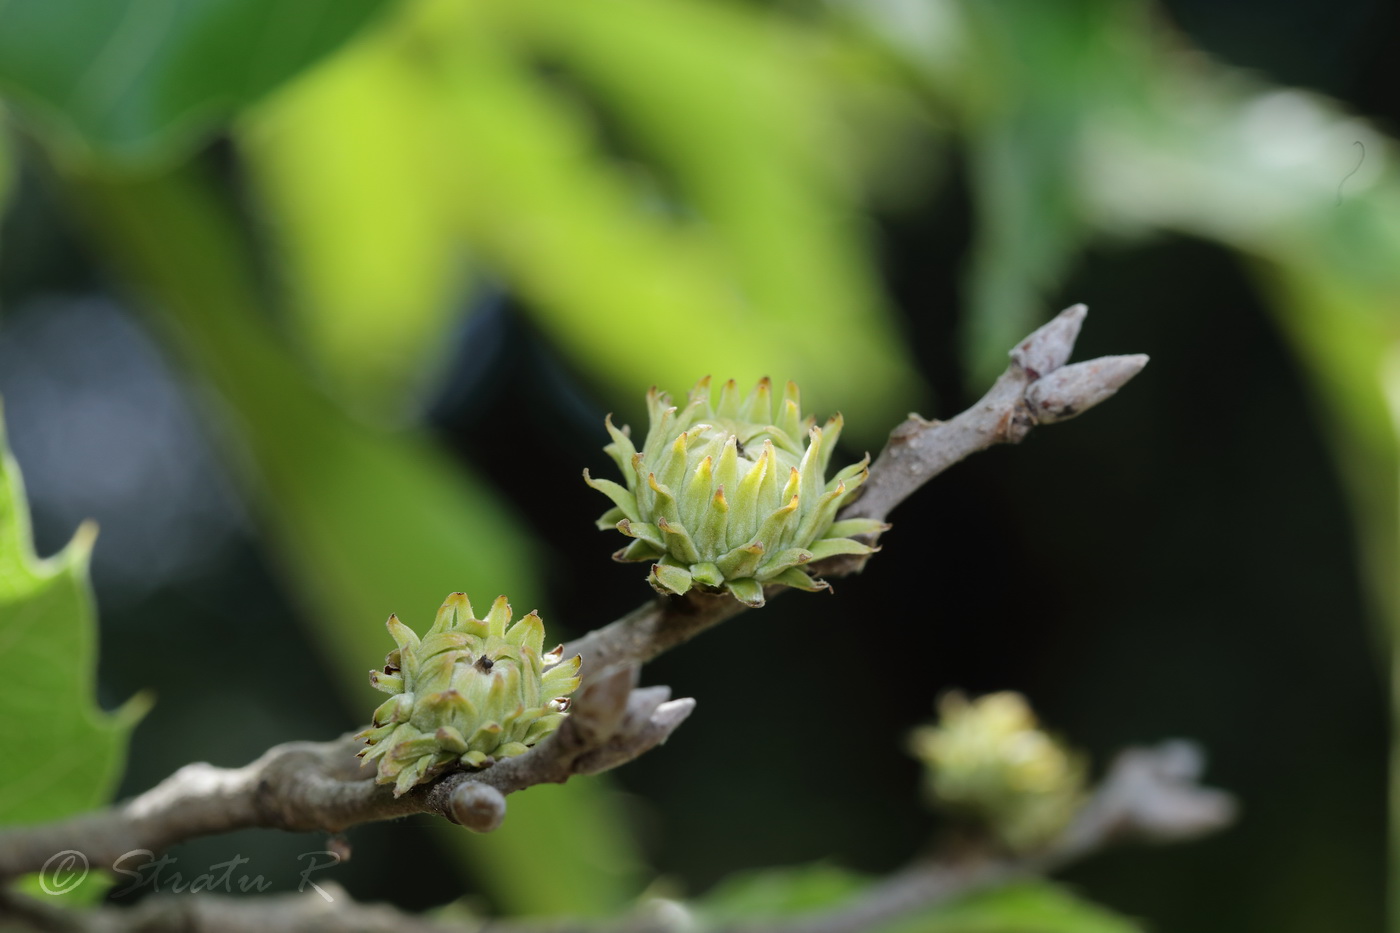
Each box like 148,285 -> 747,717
885,881 -> 1145,933
502,0 -> 922,432
696,863 -> 867,923
0,113 -> 13,227
0,406 -> 147,828
239,26 -> 470,420
230,0 -> 924,438
698,865 -> 1141,933
0,0 -> 394,167
954,2 -> 1121,387
336,0 -> 919,440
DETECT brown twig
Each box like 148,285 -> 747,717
0,666 -> 694,880
0,305 -> 1147,882
0,742 -> 1230,933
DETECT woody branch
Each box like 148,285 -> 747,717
0,305 -> 1147,879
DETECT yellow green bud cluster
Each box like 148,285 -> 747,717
356,592 -> 581,796
585,377 -> 885,607
908,692 -> 1087,852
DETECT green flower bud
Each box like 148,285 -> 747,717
356,592 -> 581,797
908,692 -> 1087,852
586,377 -> 887,606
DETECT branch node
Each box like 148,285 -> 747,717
450,782 -> 507,833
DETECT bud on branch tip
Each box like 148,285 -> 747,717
1026,354 -> 1150,424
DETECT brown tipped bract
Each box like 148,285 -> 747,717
355,592 -> 581,796
588,378 -> 887,606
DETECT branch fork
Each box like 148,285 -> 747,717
841,304 -> 1148,527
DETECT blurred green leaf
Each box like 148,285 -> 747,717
0,407 -> 147,830
350,0 -> 920,438
230,0 -> 925,438
240,28 -> 469,420
1254,259 -> 1400,621
953,1 -> 1125,386
0,0 -> 393,167
1021,0 -> 1400,639
697,864 -> 1141,933
883,882 -> 1144,933
890,879 -> 1142,930
0,114 -> 13,226
68,166 -> 640,916
695,863 -> 868,923
505,0 -> 921,429
872,0 -> 1400,581
1255,257 -> 1400,911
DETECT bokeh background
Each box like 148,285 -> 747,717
1,0 -> 1397,930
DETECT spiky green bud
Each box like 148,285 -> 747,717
356,592 -> 581,797
908,692 -> 1087,852
586,377 -> 887,606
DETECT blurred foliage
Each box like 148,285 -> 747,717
0,0 -> 392,167
862,1 -> 1400,908
884,882 -> 1144,933
0,118 -> 11,227
697,865 -> 1142,933
239,44 -> 466,420
238,0 -> 924,430
693,863 -> 866,923
0,0 -> 1396,929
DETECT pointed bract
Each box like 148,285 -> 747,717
356,592 -> 581,796
651,561 -> 694,597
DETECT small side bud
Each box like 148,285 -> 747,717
326,833 -> 353,863
450,782 -> 507,833
356,592 -> 581,797
909,691 -> 1087,853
